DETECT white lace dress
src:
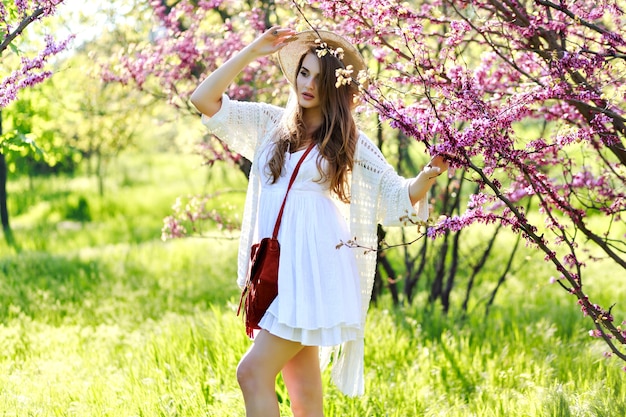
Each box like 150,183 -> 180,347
254,144 -> 362,346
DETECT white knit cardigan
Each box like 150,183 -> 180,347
201,95 -> 429,396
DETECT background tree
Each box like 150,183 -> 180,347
53,1 -> 179,197
100,0 -> 291,176
48,52 -> 150,197
1,90 -> 74,184
0,0 -> 71,246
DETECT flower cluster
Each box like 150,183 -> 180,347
315,39 -> 344,61
1,1 -> 71,107
101,0 -> 284,122
335,65 -> 354,88
161,194 -> 241,241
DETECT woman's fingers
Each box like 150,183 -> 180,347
423,165 -> 442,179
253,27 -> 296,55
423,155 -> 450,179
268,27 -> 296,39
426,155 -> 449,173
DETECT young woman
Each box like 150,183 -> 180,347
190,27 -> 447,417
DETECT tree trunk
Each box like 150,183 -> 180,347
440,175 -> 463,313
441,229 -> 461,314
238,158 -> 252,179
372,224 -> 387,304
429,172 -> 454,305
485,232 -> 523,317
0,154 -> 12,245
460,223 -> 502,316
377,224 -> 400,306
96,151 -> 105,197
429,232 -> 449,303
0,110 -> 15,246
405,237 -> 428,304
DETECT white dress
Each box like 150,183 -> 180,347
254,144 -> 362,346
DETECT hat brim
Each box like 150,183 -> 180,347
277,30 -> 367,89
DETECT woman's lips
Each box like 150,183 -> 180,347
302,92 -> 315,100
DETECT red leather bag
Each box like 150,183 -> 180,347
237,143 -> 315,337
238,237 -> 280,337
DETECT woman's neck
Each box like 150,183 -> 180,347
302,108 -> 322,139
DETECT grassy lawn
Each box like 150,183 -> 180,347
0,152 -> 624,416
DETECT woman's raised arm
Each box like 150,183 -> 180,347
190,26 -> 295,117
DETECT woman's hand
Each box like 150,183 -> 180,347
408,155 -> 450,205
422,155 -> 449,180
246,26 -> 296,59
191,27 -> 295,117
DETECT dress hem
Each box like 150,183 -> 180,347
258,310 -> 360,347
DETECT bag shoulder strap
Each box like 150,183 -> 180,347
272,142 -> 316,239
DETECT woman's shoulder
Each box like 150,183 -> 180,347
229,96 -> 284,117
356,132 -> 377,149
250,100 -> 285,132
355,131 -> 387,166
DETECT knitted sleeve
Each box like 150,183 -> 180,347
353,134 -> 429,227
200,94 -> 283,161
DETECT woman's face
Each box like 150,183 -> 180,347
296,53 -> 321,110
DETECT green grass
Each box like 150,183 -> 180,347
0,152 -> 625,416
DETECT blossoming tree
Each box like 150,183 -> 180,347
106,0 -> 626,363
1,0 -> 71,244
101,0 -> 288,172
315,0 -> 626,360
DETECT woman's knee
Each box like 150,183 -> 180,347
237,331 -> 304,394
236,356 -> 256,390
290,389 -> 323,417
236,354 -> 273,393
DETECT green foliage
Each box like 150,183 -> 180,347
4,151 -> 216,251
0,149 -> 625,415
2,89 -> 81,176
0,130 -> 43,157
63,194 -> 91,222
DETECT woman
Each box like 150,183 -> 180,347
190,27 -> 447,417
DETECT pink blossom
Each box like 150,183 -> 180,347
446,20 -> 470,47
15,0 -> 28,15
1,1 -> 70,107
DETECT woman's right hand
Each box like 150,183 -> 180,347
190,27 -> 295,117
246,26 -> 296,59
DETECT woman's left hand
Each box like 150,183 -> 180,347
409,155 -> 450,205
423,155 -> 449,180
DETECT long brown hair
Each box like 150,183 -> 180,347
267,47 -> 358,203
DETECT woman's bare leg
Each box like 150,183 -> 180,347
282,346 -> 324,417
237,330 -> 304,417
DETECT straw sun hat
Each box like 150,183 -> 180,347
276,30 -> 367,90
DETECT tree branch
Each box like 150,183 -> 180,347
0,8 -> 45,55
